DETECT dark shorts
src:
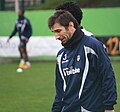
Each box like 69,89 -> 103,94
20,40 -> 27,47
20,36 -> 29,47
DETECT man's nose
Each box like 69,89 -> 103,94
55,33 -> 60,40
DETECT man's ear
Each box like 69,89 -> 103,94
69,21 -> 74,27
68,21 -> 74,31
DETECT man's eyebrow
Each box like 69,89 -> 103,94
52,29 -> 61,33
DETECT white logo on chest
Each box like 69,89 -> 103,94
62,54 -> 69,64
63,67 -> 80,76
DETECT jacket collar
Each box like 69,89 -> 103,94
18,16 -> 25,20
63,27 -> 84,50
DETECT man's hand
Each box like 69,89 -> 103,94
7,38 -> 10,43
21,36 -> 29,42
24,37 -> 29,42
105,110 -> 114,112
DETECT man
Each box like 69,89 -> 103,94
7,9 -> 32,69
48,10 -> 117,112
56,1 -> 93,36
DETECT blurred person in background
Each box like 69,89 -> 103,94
56,1 -> 93,36
7,8 -> 32,69
48,10 -> 117,112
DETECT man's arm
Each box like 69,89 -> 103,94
7,24 -> 17,42
52,63 -> 64,112
97,42 -> 117,111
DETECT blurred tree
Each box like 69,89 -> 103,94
21,0 -> 25,9
41,0 -> 46,3
0,0 -> 5,10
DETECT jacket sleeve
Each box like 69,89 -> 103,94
97,42 -> 117,110
9,24 -> 17,38
52,63 -> 64,112
22,19 -> 32,38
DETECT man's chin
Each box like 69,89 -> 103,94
61,41 -> 64,44
61,41 -> 67,46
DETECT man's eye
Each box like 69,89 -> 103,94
55,30 -> 61,33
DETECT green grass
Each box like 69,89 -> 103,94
112,61 -> 120,111
0,61 -> 120,111
0,62 -> 56,112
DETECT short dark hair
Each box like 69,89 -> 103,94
48,10 -> 79,30
19,8 -> 25,14
56,2 -> 83,24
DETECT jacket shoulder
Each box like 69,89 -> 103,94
57,48 -> 64,57
85,35 -> 104,50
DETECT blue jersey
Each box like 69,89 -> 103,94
10,16 -> 32,40
52,28 -> 117,112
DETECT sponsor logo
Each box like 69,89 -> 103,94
62,54 -> 69,64
63,67 -> 80,76
62,60 -> 69,64
0,40 -> 17,49
63,54 -> 67,60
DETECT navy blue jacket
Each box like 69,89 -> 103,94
9,16 -> 32,40
52,28 -> 117,112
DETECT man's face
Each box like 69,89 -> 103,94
51,22 -> 74,45
18,10 -> 24,17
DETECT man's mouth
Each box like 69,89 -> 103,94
61,38 -> 66,43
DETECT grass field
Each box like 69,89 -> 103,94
0,61 -> 119,112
